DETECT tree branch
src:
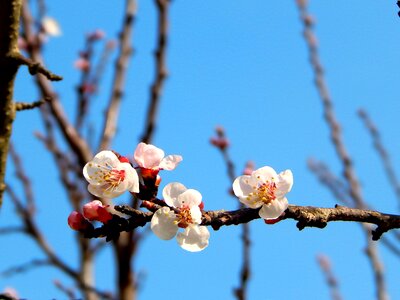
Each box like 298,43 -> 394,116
141,0 -> 170,143
99,0 -> 137,150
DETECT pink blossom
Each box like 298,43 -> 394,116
134,143 -> 182,173
68,211 -> 91,231
83,200 -> 113,223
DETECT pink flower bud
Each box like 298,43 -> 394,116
83,200 -> 112,223
68,211 -> 91,231
88,29 -> 105,41
210,137 -> 229,150
74,58 -> 90,72
242,161 -> 255,175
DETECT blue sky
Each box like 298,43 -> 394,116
1,0 -> 400,299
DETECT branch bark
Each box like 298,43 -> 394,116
0,0 -> 22,207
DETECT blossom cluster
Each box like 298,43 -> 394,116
68,142 -> 293,252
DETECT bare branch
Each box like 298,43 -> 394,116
141,0 -> 170,143
11,52 -> 62,81
210,126 -> 251,300
99,0 -> 137,150
358,109 -> 400,208
0,226 -> 24,235
20,1 -> 93,167
296,2 -> 388,299
0,0 -> 22,207
14,96 -> 50,111
316,255 -> 343,300
1,258 -> 50,277
8,143 -> 35,212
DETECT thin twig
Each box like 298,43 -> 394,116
358,109 -> 400,208
210,126 -> 251,300
1,259 -> 50,277
8,143 -> 35,212
296,2 -> 388,299
141,0 -> 170,143
316,255 -> 343,300
99,0 -> 137,150
14,96 -> 50,111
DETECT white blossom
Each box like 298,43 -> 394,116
83,151 -> 139,198
233,166 -> 293,220
151,182 -> 209,252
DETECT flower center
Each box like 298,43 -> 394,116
92,163 -> 126,190
175,207 -> 193,228
247,180 -> 277,204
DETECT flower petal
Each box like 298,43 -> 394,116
121,163 -> 140,193
176,225 -> 210,252
88,184 -> 125,199
189,205 -> 202,224
151,207 -> 178,240
134,143 -> 164,169
177,189 -> 202,208
159,155 -> 183,170
259,198 -> 289,220
163,182 -> 187,207
83,151 -> 119,185
252,166 -> 277,183
232,175 -> 257,198
275,169 -> 293,198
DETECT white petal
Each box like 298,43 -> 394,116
252,166 -> 277,183
88,184 -> 125,198
177,189 -> 202,208
42,16 -> 61,36
159,155 -> 183,170
232,175 -> 256,198
92,150 -> 120,167
163,182 -> 187,207
189,206 -> 202,224
238,194 -> 263,209
134,143 -> 164,169
121,163 -> 140,193
259,198 -> 289,220
176,225 -> 210,252
275,169 -> 293,198
151,207 -> 178,240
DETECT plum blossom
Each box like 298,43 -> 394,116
151,183 -> 210,252
83,151 -> 139,198
233,166 -> 293,220
83,200 -> 112,223
134,142 -> 182,173
42,16 -> 62,37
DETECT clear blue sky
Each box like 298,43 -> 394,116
2,0 -> 400,299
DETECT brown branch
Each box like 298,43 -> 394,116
0,226 -> 24,235
316,255 -> 343,300
358,109 -> 400,208
99,0 -> 137,150
53,280 -> 77,300
78,203 -> 400,243
1,258 -> 50,277
141,0 -> 170,143
11,52 -> 62,81
308,158 -> 352,207
8,143 -> 35,212
0,0 -> 22,207
20,1 -> 92,168
210,126 -> 251,300
296,2 -> 388,299
14,96 -> 50,111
